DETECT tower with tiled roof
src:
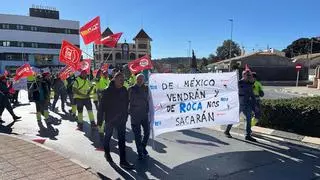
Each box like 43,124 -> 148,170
133,29 -> 152,58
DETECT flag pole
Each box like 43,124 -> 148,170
100,49 -> 113,68
82,50 -> 94,59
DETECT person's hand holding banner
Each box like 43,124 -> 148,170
128,55 -> 153,74
59,40 -> 82,69
14,64 -> 34,81
80,16 -> 101,45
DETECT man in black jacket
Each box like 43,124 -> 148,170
0,75 -> 21,123
128,74 -> 150,160
97,72 -> 134,170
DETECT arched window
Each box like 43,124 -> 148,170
116,53 -> 122,60
130,53 -> 136,60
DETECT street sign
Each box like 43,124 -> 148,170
295,64 -> 302,87
296,64 -> 302,70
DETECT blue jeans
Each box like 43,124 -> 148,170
225,105 -> 252,136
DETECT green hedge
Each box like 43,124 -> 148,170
259,97 -> 320,137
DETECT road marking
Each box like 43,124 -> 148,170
302,136 -> 320,145
302,152 -> 319,159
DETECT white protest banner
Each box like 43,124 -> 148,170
12,78 -> 28,90
148,72 -> 239,137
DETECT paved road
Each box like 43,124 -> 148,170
263,86 -> 305,99
1,90 -> 319,180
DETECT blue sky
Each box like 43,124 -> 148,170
1,0 -> 319,59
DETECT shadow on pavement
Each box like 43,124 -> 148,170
181,129 -> 230,146
37,121 -> 59,140
96,172 -> 112,180
12,102 -> 31,108
0,121 -> 18,134
56,112 -> 76,122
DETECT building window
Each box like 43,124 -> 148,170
31,26 -> 38,31
138,44 -> 147,49
104,53 -> 108,60
17,42 -> 24,47
16,25 -> 24,30
138,54 -> 145,58
130,53 -> 136,60
2,24 -> 9,29
3,41 -> 10,47
65,29 -> 71,34
133,44 -> 136,48
115,53 -> 122,60
31,43 -> 38,48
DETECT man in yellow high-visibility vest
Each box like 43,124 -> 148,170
73,70 -> 96,130
96,70 -> 110,136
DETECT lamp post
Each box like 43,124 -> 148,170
229,19 -> 233,59
228,19 -> 233,71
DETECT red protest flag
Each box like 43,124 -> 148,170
76,59 -> 91,74
59,40 -> 82,69
59,66 -> 75,80
80,16 -> 101,45
95,32 -> 123,48
101,64 -> 109,72
128,55 -> 153,74
14,64 -> 33,81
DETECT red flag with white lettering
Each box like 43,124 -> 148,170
95,32 -> 123,48
14,64 -> 34,81
59,40 -> 81,69
80,16 -> 101,45
128,55 -> 153,74
77,59 -> 91,74
59,66 -> 75,80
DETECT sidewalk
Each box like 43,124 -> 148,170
280,86 -> 320,96
0,134 -> 99,180
210,122 -> 320,146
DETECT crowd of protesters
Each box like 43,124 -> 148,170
0,66 -> 263,170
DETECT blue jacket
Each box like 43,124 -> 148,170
238,79 -> 256,108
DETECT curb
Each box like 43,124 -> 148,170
1,133 -> 98,178
209,124 -> 320,146
280,89 -> 319,97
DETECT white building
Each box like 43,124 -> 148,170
0,7 -> 80,73
93,28 -> 152,68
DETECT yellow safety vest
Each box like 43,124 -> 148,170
90,81 -> 98,101
73,77 -> 92,99
253,81 -> 263,97
97,77 -> 110,91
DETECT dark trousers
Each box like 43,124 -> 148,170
35,99 -> 49,113
52,92 -> 66,110
0,96 -> 15,118
131,117 -> 150,155
76,98 -> 93,112
225,105 -> 252,136
67,92 -> 75,105
104,123 -> 127,163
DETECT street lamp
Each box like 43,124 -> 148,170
228,19 -> 233,71
228,19 -> 233,59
